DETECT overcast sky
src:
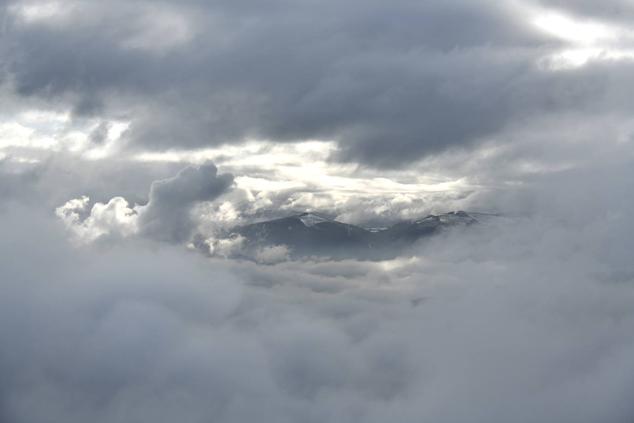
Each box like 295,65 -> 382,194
2,0 -> 634,218
1,1 -> 634,422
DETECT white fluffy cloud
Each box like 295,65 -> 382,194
56,161 -> 233,244
56,195 -> 138,243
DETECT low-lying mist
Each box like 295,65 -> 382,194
2,166 -> 634,423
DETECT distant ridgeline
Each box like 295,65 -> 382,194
219,211 -> 482,260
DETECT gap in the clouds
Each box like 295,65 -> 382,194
530,5 -> 634,70
56,182 -> 492,264
46,136 -> 481,262
0,104 -> 131,161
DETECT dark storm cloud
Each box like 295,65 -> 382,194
7,0 -> 628,166
138,161 -> 233,242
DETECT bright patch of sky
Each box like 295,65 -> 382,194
0,108 -> 129,159
8,0 -> 73,24
530,5 -> 634,70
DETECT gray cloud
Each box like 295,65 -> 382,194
0,156 -> 41,208
7,0 -> 631,166
88,121 -> 111,145
138,162 -> 233,242
0,152 -> 186,209
2,3 -> 634,419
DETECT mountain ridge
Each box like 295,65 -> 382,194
224,210 -> 479,260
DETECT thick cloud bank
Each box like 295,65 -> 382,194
2,182 -> 634,423
2,1 -> 634,421
4,0 -> 634,166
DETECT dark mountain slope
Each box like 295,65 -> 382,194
228,211 -> 478,259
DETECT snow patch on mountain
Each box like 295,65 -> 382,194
297,212 -> 330,227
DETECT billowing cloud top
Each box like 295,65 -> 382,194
139,162 -> 233,242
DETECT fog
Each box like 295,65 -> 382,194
2,166 -> 634,422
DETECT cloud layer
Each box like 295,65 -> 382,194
2,2 -> 634,422
3,180 -> 634,422
3,0 -> 634,166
